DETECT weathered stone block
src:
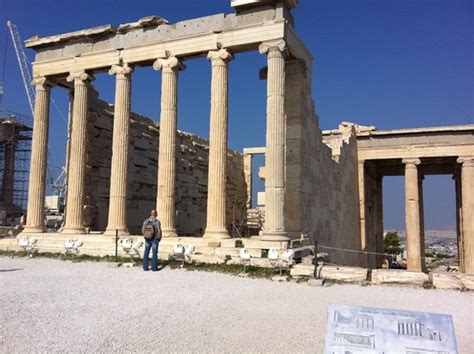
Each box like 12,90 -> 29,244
318,265 -> 368,283
431,273 -> 463,290
455,274 -> 474,290
290,264 -> 314,277
371,269 -> 429,287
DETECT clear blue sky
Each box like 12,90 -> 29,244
1,0 -> 472,230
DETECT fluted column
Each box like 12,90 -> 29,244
458,156 -> 474,273
403,158 -> 424,272
203,49 -> 234,239
24,77 -> 52,233
62,71 -> 93,234
104,64 -> 134,236
259,39 -> 289,241
153,56 -> 185,238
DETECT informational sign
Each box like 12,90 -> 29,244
325,304 -> 458,354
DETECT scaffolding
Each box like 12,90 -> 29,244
0,110 -> 32,222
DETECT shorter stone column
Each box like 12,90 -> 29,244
62,71 -> 93,234
24,77 -> 53,233
403,158 -> 424,272
458,156 -> 474,274
105,64 -> 134,236
203,49 -> 234,240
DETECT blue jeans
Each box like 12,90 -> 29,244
143,237 -> 159,271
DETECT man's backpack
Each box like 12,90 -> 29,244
142,220 -> 156,240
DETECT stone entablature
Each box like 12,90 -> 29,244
25,5 -> 311,79
355,124 -> 474,160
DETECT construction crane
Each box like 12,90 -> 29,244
6,21 -> 35,117
6,21 -> 68,199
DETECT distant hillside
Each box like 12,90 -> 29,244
385,230 -> 457,240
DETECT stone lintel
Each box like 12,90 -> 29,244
243,147 -> 266,155
31,20 -> 286,77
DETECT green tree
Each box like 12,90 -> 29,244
384,231 -> 403,262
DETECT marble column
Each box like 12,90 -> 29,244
454,168 -> 464,272
375,176 -> 385,267
62,71 -> 93,234
2,143 -> 15,206
153,56 -> 184,238
203,49 -> 234,240
259,39 -> 289,241
418,175 -> 426,270
24,77 -> 52,233
458,156 -> 474,273
403,158 -> 424,272
358,161 -> 369,267
105,64 -> 134,236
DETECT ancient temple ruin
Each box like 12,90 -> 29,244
9,0 -> 474,274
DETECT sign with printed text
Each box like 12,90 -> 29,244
325,304 -> 458,354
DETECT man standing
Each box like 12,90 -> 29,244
142,210 -> 162,271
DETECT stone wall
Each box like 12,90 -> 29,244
283,60 -> 362,266
80,88 -> 247,235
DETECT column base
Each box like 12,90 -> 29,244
104,228 -> 129,236
203,230 -> 231,239
407,263 -> 427,273
162,229 -> 178,238
62,227 -> 86,234
260,231 -> 289,241
22,226 -> 45,233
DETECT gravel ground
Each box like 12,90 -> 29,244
1,257 -> 473,353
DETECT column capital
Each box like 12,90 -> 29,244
66,71 -> 94,83
32,76 -> 54,90
259,39 -> 287,55
457,156 -> 474,167
207,49 -> 234,65
109,63 -> 134,77
153,56 -> 186,72
402,158 -> 421,166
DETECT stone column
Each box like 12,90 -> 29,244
105,64 -> 134,236
62,71 -> 93,234
153,56 -> 184,238
2,143 -> 15,206
24,77 -> 52,233
403,158 -> 424,272
259,39 -> 289,241
358,161 -> 368,266
418,175 -> 426,269
375,176 -> 384,267
203,49 -> 234,240
454,168 -> 464,272
458,156 -> 474,273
